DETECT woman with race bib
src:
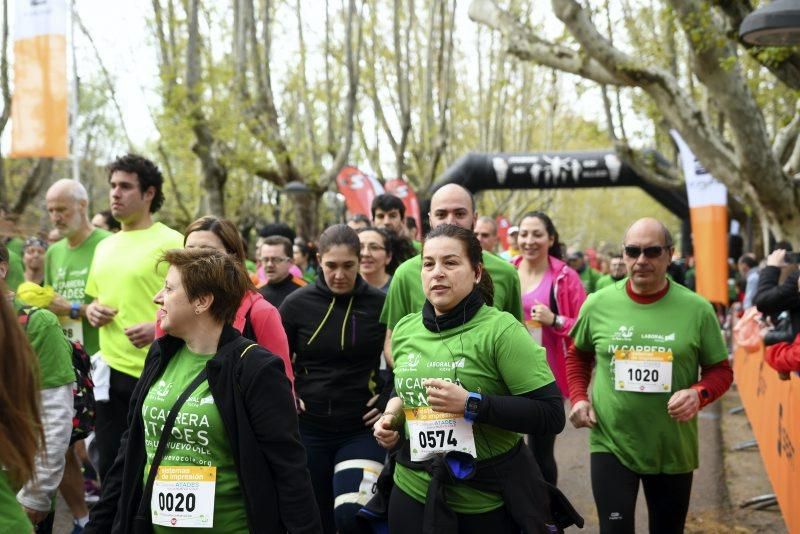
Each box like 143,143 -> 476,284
513,211 -> 586,485
372,224 -> 574,533
85,249 -> 320,533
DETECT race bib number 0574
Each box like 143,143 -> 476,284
151,466 -> 216,528
405,406 -> 477,461
614,349 -> 673,393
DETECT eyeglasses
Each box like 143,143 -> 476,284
360,243 -> 386,253
261,256 -> 290,264
475,232 -> 493,238
623,245 -> 669,259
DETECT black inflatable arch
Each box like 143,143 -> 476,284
425,151 -> 691,252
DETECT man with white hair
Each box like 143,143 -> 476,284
44,178 -> 110,533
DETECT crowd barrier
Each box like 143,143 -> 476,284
733,344 -> 799,532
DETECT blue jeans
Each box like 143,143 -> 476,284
299,420 -> 386,534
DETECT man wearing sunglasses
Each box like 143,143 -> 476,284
565,217 -> 733,534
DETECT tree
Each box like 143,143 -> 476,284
469,0 -> 800,245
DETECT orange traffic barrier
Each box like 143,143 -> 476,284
734,344 -> 799,532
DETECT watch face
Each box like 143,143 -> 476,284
467,398 -> 480,413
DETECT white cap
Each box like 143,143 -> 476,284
507,226 -> 519,235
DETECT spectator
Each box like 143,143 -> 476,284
753,244 -> 800,336
738,253 -> 759,308
258,236 -> 307,308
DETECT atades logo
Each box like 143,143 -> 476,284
612,325 -> 634,341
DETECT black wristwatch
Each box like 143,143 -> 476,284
464,392 -> 482,422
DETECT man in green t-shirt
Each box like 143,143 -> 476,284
595,253 -> 627,290
44,179 -> 111,531
85,154 -> 184,481
567,218 -> 732,533
567,249 -> 602,293
380,184 -> 523,364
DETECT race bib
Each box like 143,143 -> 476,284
405,407 -> 477,461
151,466 -> 216,528
614,349 -> 673,393
60,317 -> 84,345
526,318 -> 543,346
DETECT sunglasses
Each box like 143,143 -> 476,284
623,245 -> 669,259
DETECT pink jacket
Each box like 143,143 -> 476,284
514,255 -> 587,396
155,290 -> 293,388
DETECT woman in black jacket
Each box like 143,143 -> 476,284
279,224 -> 389,534
85,248 -> 320,533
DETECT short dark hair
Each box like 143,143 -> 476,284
348,214 -> 371,227
318,224 -> 360,258
259,222 -> 296,242
98,210 -> 121,232
262,235 -> 293,258
738,254 -> 758,269
371,194 -> 405,220
108,154 -> 165,213
405,216 -> 417,231
184,216 -> 247,264
423,224 -> 494,306
161,248 -> 252,324
0,242 -> 8,264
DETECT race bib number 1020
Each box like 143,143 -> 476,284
405,406 -> 477,461
151,466 -> 216,528
614,349 -> 673,393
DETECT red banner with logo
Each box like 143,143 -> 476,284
496,215 -> 511,250
385,178 -> 421,238
336,166 -> 383,217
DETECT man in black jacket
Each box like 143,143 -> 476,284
754,246 -> 800,335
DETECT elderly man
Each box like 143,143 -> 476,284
596,253 -> 627,290
380,184 -> 522,363
566,218 -> 732,534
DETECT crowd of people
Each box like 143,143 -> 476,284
0,152 -> 752,534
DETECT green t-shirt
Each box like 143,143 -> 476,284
380,252 -> 523,330
411,240 -> 422,252
16,303 -> 74,389
85,223 -> 183,377
596,274 -> 626,290
44,229 -> 110,355
0,470 -> 31,533
570,281 -> 727,474
142,347 -> 248,533
392,305 -> 554,513
579,267 -> 603,293
6,249 -> 24,292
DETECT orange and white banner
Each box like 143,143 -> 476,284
11,0 -> 68,158
670,130 -> 728,305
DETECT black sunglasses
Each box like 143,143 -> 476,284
623,245 -> 669,259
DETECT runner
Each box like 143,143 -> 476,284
380,184 -> 523,365
0,283 -> 43,534
85,249 -> 320,533
44,179 -> 111,533
567,218 -> 733,534
512,211 -> 586,485
257,235 -> 307,308
156,216 -> 293,389
279,224 -> 389,534
22,237 -> 48,286
567,249 -> 602,294
372,224 -> 570,533
292,241 -> 319,283
596,253 -> 627,290
357,227 -> 393,292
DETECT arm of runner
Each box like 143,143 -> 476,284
474,382 -> 565,435
688,359 -> 734,409
383,328 -> 394,368
124,321 -> 156,348
566,344 -> 597,428
667,389 -> 700,422
373,396 -> 404,449
46,293 -> 72,316
86,300 -> 117,327
424,378 -> 468,414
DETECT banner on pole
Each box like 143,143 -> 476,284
336,166 -> 384,218
384,178 -> 421,239
670,130 -> 728,305
11,0 -> 68,158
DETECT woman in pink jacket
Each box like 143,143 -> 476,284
154,216 -> 294,389
513,211 -> 586,485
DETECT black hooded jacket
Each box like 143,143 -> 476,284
279,274 -> 387,433
84,324 -> 321,534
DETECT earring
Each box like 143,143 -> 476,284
194,308 -> 201,315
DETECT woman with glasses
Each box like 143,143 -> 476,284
279,224 -> 390,534
154,216 -> 293,389
357,227 -> 393,292
513,211 -> 586,486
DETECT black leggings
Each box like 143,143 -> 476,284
528,432 -> 558,485
591,452 -> 693,534
388,485 -> 519,534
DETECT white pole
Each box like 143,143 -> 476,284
69,0 -> 80,183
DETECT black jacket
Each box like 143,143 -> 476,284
85,324 -> 321,534
753,266 -> 800,334
279,274 -> 387,433
259,275 -> 306,309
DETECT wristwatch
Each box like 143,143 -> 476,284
70,302 -> 81,319
553,315 -> 565,330
464,392 -> 482,422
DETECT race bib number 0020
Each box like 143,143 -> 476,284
151,466 -> 216,528
405,406 -> 476,461
614,349 -> 673,393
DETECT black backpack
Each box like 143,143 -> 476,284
18,306 -> 96,445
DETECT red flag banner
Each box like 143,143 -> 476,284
496,215 -> 511,250
385,178 -> 421,238
336,166 -> 383,217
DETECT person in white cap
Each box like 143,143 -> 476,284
500,225 -> 521,261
